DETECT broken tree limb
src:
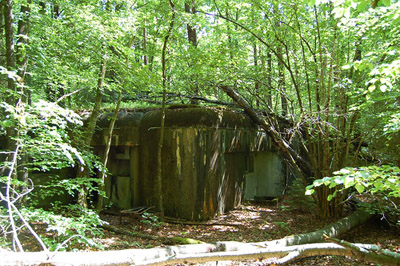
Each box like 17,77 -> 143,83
256,208 -> 373,248
212,209 -> 373,253
218,84 -> 314,183
326,236 -> 400,266
2,242 -> 399,266
0,209 -> 384,266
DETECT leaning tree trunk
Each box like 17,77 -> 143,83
96,90 -> 122,212
218,84 -> 314,184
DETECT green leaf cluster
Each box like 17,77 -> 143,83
306,165 -> 400,199
19,205 -> 105,251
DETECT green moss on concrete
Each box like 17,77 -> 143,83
141,107 -> 257,130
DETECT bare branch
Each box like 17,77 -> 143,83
55,88 -> 83,104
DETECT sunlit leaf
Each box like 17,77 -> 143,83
355,183 -> 365,194
368,85 -> 376,92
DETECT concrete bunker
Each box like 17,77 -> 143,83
92,106 -> 287,220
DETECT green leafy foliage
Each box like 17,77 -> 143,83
140,212 -> 162,227
306,165 -> 400,198
0,100 -> 104,250
306,165 -> 400,224
20,205 -> 105,251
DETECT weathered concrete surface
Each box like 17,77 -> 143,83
92,110 -> 144,147
93,106 -> 286,220
139,107 -> 271,220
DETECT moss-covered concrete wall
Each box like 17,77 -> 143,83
139,107 -> 271,220
93,106 -> 284,221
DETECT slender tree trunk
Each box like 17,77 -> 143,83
253,43 -> 260,108
84,55 -> 106,144
156,0 -> 175,215
4,0 -> 16,99
16,1 -> 31,95
185,1 -> 199,104
97,90 -> 122,212
13,2 -> 31,185
277,45 -> 287,116
273,4 -> 288,116
143,27 -> 148,65
0,2 -> 4,42
77,53 -> 107,208
225,8 -> 234,62
96,32 -> 136,211
265,51 -> 273,108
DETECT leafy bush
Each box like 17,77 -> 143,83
306,165 -> 400,198
0,100 -> 105,251
306,165 -> 400,225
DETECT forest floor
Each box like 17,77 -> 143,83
96,199 -> 400,266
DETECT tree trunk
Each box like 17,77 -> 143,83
3,0 -> 16,99
14,1 -> 32,186
16,1 -> 31,103
1,0 -> 19,181
185,0 -> 199,104
185,1 -> 197,47
143,27 -> 148,65
155,0 -> 175,214
253,43 -> 260,107
77,53 -> 107,208
4,241 -> 398,266
277,45 -> 287,116
0,2 -> 4,42
96,90 -> 122,212
265,50 -> 273,108
83,54 -> 107,145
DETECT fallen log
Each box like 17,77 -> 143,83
1,241 -> 399,266
257,208 -> 373,248
2,209 -> 394,266
326,236 -> 400,266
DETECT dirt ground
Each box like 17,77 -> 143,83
96,200 -> 400,266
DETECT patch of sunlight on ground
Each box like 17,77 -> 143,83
99,237 -> 119,248
213,225 -> 239,232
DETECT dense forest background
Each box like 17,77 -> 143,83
0,0 -> 399,256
